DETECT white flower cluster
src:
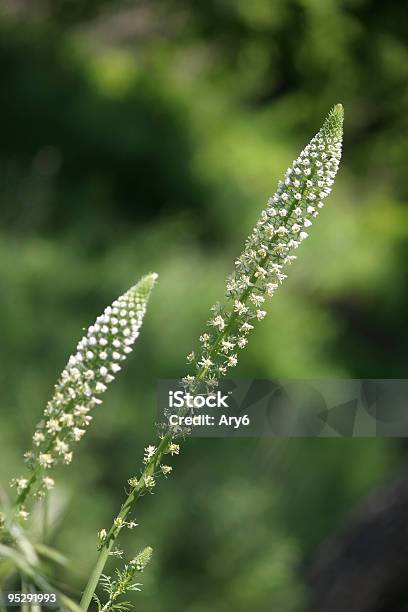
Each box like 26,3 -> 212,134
15,273 -> 158,502
127,442 -> 179,491
187,105 -> 344,386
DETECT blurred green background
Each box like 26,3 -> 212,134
0,0 -> 407,610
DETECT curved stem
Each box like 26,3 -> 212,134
79,431 -> 173,611
42,493 -> 49,542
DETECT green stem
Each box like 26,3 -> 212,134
79,431 -> 173,611
42,493 -> 49,543
21,576 -> 29,612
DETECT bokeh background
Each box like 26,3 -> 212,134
0,1 -> 407,610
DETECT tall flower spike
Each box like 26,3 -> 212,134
14,273 -> 158,504
189,104 -> 344,386
79,108 -> 343,610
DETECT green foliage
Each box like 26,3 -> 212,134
0,20 -> 210,244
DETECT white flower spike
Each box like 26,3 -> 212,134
15,273 -> 158,504
189,105 -> 344,385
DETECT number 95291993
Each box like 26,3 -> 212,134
2,592 -> 58,607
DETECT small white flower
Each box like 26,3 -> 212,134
277,223 -> 289,236
72,428 -> 86,442
264,224 -> 275,239
250,293 -> 265,306
143,445 -> 157,464
234,301 -> 248,316
221,340 -> 235,354
74,405 -> 90,416
10,477 -> 29,493
55,438 -> 69,455
240,274 -> 251,288
39,453 -> 54,468
63,452 -> 73,465
265,282 -> 278,295
237,337 -> 247,349
60,413 -> 74,427
42,476 -> 55,490
161,465 -> 173,476
255,266 -> 267,280
168,443 -> 180,456
211,315 -> 225,331
46,419 -> 61,434
98,529 -> 107,541
199,357 -> 213,369
182,375 -> 196,387
95,382 -> 107,393
33,432 -> 45,446
18,509 -> 30,521
143,475 -> 156,489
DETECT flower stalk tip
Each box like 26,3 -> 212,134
131,546 -> 153,572
14,273 -> 158,506
187,105 -> 344,386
